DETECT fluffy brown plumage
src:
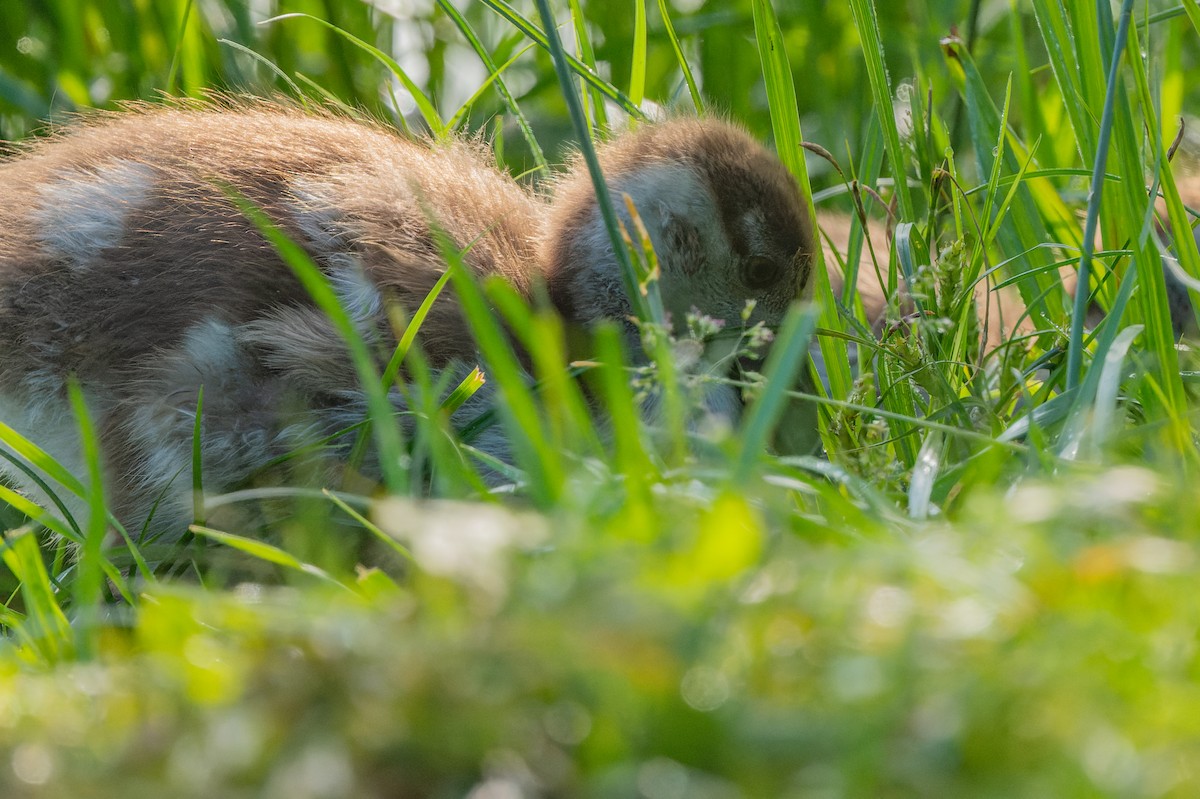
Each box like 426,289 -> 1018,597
0,103 -> 819,543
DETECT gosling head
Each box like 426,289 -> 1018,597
542,117 -> 816,332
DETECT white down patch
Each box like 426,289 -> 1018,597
579,163 -> 720,268
326,256 -> 383,329
569,163 -> 730,323
738,208 -> 769,256
32,160 -> 157,269
286,178 -> 383,333
0,388 -> 91,532
126,318 -> 243,491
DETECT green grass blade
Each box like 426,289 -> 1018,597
0,423 -> 86,498
847,0 -> 914,219
752,0 -> 852,405
944,38 -> 1069,326
533,0 -> 659,327
1057,263 -> 1138,458
189,525 -> 351,590
566,0 -> 609,133
434,0 -> 547,172
441,237 -> 563,501
66,381 -> 113,646
321,489 -> 414,563
1066,0 -> 1134,391
592,325 -> 657,485
1088,324 -> 1143,458
262,13 -> 445,136
1182,0 -> 1200,32
380,267 -> 454,392
1112,10 -> 1191,453
0,485 -> 78,544
0,526 -> 73,664
191,385 -> 205,528
1030,0 -> 1095,159
164,0 -> 196,94
222,186 -> 409,494
750,0 -> 802,182
446,40 -> 538,132
440,367 -> 486,416
734,304 -> 817,483
908,430 -> 942,520
0,450 -> 82,539
218,39 -> 308,102
630,0 -> 647,109
294,73 -> 365,118
487,281 -> 603,460
657,0 -> 703,113
480,0 -> 646,120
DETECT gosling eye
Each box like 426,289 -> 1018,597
742,256 -> 783,290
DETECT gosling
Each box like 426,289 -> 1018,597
0,102 -> 818,542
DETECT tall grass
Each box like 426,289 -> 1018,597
0,0 -> 1199,794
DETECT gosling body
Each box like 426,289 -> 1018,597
0,104 -> 818,541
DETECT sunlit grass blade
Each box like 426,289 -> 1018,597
0,450 -> 82,539
294,73 -> 361,117
846,0 -> 914,219
441,236 -> 563,502
752,0 -> 851,408
1030,0 -> 1095,159
481,0 -> 646,120
908,430 -> 942,520
218,39 -> 308,102
434,0 -> 547,173
446,40 -> 538,133
440,367 -> 487,416
840,113 -> 886,309
973,78 -> 1015,257
0,485 -> 78,543
66,381 -> 109,645
533,0 -> 658,328
629,0 -> 647,110
943,38 -> 1070,326
222,185 -> 408,494
164,0 -> 196,94
188,525 -> 351,590
0,423 -> 86,499
734,304 -> 817,483
657,0 -> 703,113
261,13 -> 445,136
1179,0 -> 1200,35
0,526 -> 73,664
749,0 -> 802,185
1098,8 -> 1191,453
1129,24 -> 1200,326
381,269 -> 453,392
566,0 -> 608,133
1067,0 -> 1133,391
321,489 -> 414,563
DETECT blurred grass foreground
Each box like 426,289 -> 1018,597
2,0 -> 1200,796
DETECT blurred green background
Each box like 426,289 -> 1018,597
3,2 -> 1200,796
6,0 -> 1194,182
